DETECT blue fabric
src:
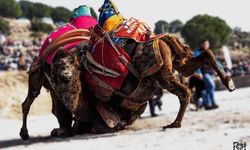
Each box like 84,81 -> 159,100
203,73 -> 216,107
194,49 -> 202,74
216,60 -> 224,70
72,5 -> 91,18
99,0 -> 119,27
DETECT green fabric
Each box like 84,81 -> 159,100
72,5 -> 91,18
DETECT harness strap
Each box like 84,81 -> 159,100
104,32 -> 141,80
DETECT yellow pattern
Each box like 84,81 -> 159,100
102,14 -> 123,32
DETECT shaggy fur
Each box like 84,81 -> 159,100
20,50 -> 96,140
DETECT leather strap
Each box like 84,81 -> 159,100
104,32 -> 141,80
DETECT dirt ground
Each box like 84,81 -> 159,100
0,77 -> 249,150
0,71 -> 52,119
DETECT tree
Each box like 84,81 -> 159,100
181,15 -> 231,50
0,0 -> 22,18
31,19 -> 53,33
19,1 -> 35,19
0,18 -> 10,35
169,20 -> 183,33
90,7 -> 98,19
32,2 -> 52,19
19,1 -> 52,19
154,20 -> 169,34
51,7 -> 72,23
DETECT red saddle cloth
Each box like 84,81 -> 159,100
114,17 -> 153,43
84,26 -> 131,100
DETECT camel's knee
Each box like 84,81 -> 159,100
181,88 -> 191,103
31,89 -> 41,98
176,88 -> 191,105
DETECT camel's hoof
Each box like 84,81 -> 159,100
162,123 -> 181,130
20,128 -> 29,140
227,78 -> 236,92
51,128 -> 71,138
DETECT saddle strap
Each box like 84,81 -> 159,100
104,32 -> 141,80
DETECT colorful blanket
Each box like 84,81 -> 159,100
39,16 -> 97,64
114,17 -> 153,43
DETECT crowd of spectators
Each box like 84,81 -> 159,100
0,34 -> 249,77
0,36 -> 43,72
217,57 -> 250,77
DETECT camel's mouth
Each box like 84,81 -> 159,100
60,70 -> 72,79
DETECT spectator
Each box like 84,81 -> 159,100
148,87 -> 163,117
18,53 -> 26,71
189,74 -> 206,111
194,39 -> 219,110
0,38 -> 42,71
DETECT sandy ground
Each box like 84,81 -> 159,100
0,71 -> 52,119
0,86 -> 249,150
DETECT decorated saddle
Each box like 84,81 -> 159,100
39,6 -> 97,64
113,17 -> 153,43
84,22 -> 164,100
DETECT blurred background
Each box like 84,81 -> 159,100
0,0 -> 249,149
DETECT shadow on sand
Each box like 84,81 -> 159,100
0,133 -> 119,149
0,126 -> 164,149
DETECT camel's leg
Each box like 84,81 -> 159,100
176,49 -> 235,92
156,40 -> 191,128
50,91 -> 73,138
20,61 -> 44,140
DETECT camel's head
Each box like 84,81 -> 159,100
52,50 -> 79,81
98,0 -> 124,32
